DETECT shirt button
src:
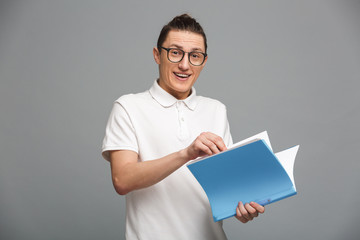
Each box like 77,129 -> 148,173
181,117 -> 184,121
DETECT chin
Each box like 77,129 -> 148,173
173,83 -> 192,92
173,77 -> 194,87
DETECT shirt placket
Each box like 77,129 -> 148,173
176,101 -> 189,141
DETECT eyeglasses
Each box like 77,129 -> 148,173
160,47 -> 207,66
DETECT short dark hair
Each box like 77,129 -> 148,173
157,14 -> 207,53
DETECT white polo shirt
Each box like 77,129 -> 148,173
102,80 -> 232,240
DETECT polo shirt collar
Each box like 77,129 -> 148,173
149,79 -> 198,110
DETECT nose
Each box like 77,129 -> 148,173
178,53 -> 190,70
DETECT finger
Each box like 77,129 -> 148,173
206,132 -> 227,151
250,202 -> 265,214
238,201 -> 252,221
244,203 -> 258,218
199,134 -> 221,155
236,204 -> 248,223
195,140 -> 213,156
204,138 -> 221,154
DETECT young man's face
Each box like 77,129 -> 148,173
153,30 -> 207,100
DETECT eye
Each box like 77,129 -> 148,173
170,49 -> 181,56
191,52 -> 201,59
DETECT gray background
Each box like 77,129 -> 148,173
1,0 -> 359,239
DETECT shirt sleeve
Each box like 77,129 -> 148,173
101,101 -> 139,161
223,107 -> 233,147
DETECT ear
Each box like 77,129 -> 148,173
202,55 -> 208,67
153,47 -> 161,65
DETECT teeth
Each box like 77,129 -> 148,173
175,73 -> 190,78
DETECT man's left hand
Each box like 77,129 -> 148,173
235,201 -> 265,223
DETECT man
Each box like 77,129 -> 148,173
102,14 -> 264,240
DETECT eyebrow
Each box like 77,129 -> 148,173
169,44 -> 204,52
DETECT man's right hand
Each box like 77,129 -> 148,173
181,132 -> 227,160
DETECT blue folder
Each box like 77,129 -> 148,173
187,138 -> 297,222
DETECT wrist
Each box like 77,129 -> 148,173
178,148 -> 190,163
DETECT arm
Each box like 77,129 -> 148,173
110,132 -> 227,195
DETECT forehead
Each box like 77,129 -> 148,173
163,30 -> 205,51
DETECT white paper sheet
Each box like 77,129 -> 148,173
275,145 -> 299,190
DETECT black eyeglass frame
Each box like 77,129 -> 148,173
160,47 -> 207,66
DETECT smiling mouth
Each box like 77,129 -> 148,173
174,72 -> 191,79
